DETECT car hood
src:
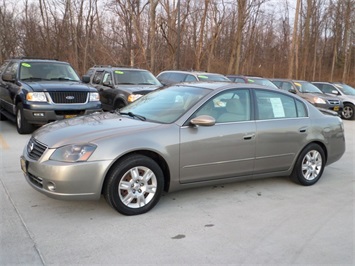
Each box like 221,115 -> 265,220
33,112 -> 161,148
310,92 -> 339,100
325,93 -> 355,103
22,81 -> 95,92
114,84 -> 161,94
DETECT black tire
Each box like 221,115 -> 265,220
16,103 -> 35,134
290,143 -> 325,186
103,154 -> 164,215
341,103 -> 355,120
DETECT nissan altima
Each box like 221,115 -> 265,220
21,82 -> 345,215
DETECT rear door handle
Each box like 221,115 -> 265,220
243,133 -> 255,140
299,127 -> 307,133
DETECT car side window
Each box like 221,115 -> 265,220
194,89 -> 251,122
0,61 -> 8,74
102,72 -> 112,86
3,62 -> 19,77
92,71 -> 104,84
322,84 -> 337,94
234,77 -> 247,83
281,82 -> 292,91
185,74 -> 198,82
256,90 -> 307,120
170,73 -> 186,83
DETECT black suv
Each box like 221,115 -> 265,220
0,58 -> 101,134
82,66 -> 162,111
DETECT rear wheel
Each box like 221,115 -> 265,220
16,103 -> 35,134
341,103 -> 354,120
103,154 -> 164,215
290,143 -> 325,186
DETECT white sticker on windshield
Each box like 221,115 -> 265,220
270,98 -> 285,118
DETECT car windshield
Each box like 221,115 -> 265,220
197,74 -> 230,82
19,62 -> 80,81
119,85 -> 210,123
334,83 -> 355,95
295,81 -> 323,93
247,78 -> 279,89
113,70 -> 161,85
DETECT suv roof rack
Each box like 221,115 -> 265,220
91,65 -> 139,69
11,57 -> 59,61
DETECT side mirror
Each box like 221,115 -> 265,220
331,90 -> 339,95
190,115 -> 215,127
288,88 -> 297,94
2,73 -> 15,82
103,81 -> 112,87
82,75 -> 91,83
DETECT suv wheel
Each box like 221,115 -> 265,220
16,103 -> 35,134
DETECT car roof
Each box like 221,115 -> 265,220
173,81 -> 282,91
158,70 -> 224,76
9,57 -> 67,63
89,65 -> 150,71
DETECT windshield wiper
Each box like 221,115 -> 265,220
50,77 -> 77,81
119,111 -> 146,121
21,77 -> 46,81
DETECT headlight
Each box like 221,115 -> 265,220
50,144 -> 97,162
128,94 -> 143,103
26,92 -> 47,102
89,92 -> 100,102
314,97 -> 326,104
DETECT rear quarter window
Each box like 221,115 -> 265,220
255,90 -> 307,119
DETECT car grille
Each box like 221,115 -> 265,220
27,138 -> 47,161
48,91 -> 88,103
27,172 -> 43,188
327,99 -> 340,105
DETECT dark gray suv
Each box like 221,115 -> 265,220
0,58 -> 101,134
83,66 -> 162,111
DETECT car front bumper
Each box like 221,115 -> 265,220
22,101 -> 102,125
20,154 -> 112,200
313,103 -> 343,115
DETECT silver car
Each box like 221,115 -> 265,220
21,82 -> 346,215
312,82 -> 355,120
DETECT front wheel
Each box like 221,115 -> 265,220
290,143 -> 325,186
341,103 -> 355,120
16,103 -> 35,134
103,154 -> 164,215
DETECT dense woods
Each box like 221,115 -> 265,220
0,0 -> 354,85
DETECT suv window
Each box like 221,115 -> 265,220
185,74 -> 198,82
169,73 -> 187,83
3,62 -> 19,76
321,84 -> 336,94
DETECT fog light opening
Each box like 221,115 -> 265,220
47,182 -> 56,191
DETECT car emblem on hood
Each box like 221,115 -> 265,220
66,96 -> 75,100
